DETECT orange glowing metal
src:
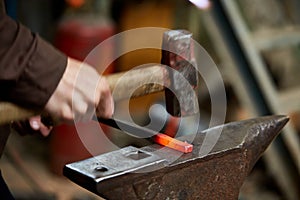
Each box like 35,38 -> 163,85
153,133 -> 193,153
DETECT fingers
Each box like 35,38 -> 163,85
66,58 -> 114,120
45,58 -> 114,124
38,123 -> 52,137
96,77 -> 114,119
72,92 -> 89,122
72,72 -> 113,121
96,92 -> 114,118
29,116 -> 42,130
29,116 -> 52,137
12,116 -> 52,137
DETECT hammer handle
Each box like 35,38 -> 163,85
0,65 -> 167,125
0,102 -> 38,125
106,65 -> 166,101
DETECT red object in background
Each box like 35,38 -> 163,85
66,0 -> 86,8
50,124 -> 91,175
51,15 -> 115,175
55,17 -> 115,74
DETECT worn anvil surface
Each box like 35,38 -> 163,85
64,115 -> 288,200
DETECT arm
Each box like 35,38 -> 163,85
12,58 -> 114,137
0,1 -> 113,135
0,10 -> 66,110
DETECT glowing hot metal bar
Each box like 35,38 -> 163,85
153,133 -> 193,153
98,118 -> 193,153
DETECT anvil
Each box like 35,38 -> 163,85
64,115 -> 288,200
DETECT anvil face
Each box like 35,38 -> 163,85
64,115 -> 288,200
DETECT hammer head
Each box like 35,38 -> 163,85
161,30 -> 198,117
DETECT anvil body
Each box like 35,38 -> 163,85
64,115 -> 288,200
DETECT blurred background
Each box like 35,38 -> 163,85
1,0 -> 300,199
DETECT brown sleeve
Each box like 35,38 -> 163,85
0,4 -> 67,110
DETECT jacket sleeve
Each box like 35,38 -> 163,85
0,1 -> 67,110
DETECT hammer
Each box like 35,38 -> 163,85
0,30 -> 198,125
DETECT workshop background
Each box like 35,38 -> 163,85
1,0 -> 300,199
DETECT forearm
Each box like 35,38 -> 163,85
0,10 -> 67,110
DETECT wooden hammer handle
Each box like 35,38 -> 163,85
106,65 -> 166,101
0,102 -> 38,125
0,65 -> 167,125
